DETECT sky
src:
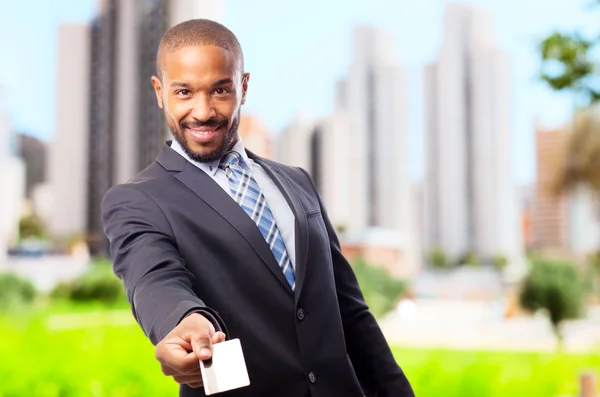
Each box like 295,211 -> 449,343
0,0 -> 597,183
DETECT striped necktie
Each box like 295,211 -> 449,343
219,151 -> 296,291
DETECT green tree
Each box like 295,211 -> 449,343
352,258 -> 408,318
519,259 -> 585,348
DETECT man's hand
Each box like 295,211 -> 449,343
155,313 -> 227,389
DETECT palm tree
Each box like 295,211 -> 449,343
538,6 -> 600,198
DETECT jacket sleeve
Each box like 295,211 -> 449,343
299,168 -> 415,397
102,184 -> 227,345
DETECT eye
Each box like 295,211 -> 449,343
175,89 -> 191,96
213,87 -> 230,95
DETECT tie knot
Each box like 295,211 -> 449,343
219,151 -> 243,170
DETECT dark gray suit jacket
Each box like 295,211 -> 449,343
102,142 -> 414,397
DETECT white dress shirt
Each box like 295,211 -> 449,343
170,138 -> 297,269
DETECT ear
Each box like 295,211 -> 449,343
151,76 -> 164,108
241,73 -> 250,105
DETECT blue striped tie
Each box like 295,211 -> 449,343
219,151 -> 296,291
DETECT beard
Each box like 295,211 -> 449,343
169,111 -> 240,163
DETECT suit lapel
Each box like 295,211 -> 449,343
157,143 -> 294,296
250,155 -> 309,301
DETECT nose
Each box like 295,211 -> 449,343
190,94 -> 217,121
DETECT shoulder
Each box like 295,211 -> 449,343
102,161 -> 172,211
251,155 -> 315,190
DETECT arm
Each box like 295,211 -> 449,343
102,184 -> 226,345
299,168 -> 414,397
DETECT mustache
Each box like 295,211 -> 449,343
180,119 -> 228,129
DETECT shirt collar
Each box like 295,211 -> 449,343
169,138 -> 250,176
229,138 -> 252,170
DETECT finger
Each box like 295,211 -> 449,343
158,345 -> 203,374
173,374 -> 204,384
211,332 -> 226,344
161,362 -> 201,376
156,338 -> 191,373
190,331 -> 213,361
187,381 -> 204,389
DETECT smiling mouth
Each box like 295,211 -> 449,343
186,125 -> 224,143
187,126 -> 220,134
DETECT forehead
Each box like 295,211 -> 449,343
161,45 -> 240,82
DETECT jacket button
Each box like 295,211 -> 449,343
308,372 -> 317,384
296,308 -> 305,321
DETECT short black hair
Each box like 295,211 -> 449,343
156,19 -> 244,78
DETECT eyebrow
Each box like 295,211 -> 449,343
170,82 -> 191,89
213,78 -> 233,86
169,79 -> 234,89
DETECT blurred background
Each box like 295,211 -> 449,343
1,0 -> 600,395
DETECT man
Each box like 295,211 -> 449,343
102,19 -> 414,397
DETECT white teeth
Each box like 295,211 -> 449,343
190,129 -> 216,136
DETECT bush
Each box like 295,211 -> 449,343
352,258 -> 408,318
519,258 -> 585,346
0,272 -> 37,313
19,214 -> 46,240
456,251 -> 479,267
428,248 -> 450,269
51,262 -> 126,305
492,255 -> 508,270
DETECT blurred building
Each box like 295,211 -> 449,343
519,184 -> 535,250
567,188 -> 600,255
0,89 -> 26,265
31,183 -> 54,229
337,25 -> 410,235
531,123 -> 569,251
277,110 -> 315,172
277,110 -> 357,234
16,133 -> 47,198
238,114 -> 272,159
277,26 -> 420,276
423,4 -> 524,269
532,121 -> 600,256
48,24 -> 91,241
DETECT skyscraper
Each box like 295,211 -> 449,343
49,24 -> 91,240
424,4 -> 523,265
336,25 -> 410,236
277,110 -> 353,232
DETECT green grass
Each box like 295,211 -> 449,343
393,347 -> 600,397
0,305 -> 599,396
0,314 -> 177,397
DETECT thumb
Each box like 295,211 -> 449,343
212,331 -> 226,344
191,331 -> 213,361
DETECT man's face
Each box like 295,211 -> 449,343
151,45 -> 249,163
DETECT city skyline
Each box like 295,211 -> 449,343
1,0 -> 598,266
1,0 -> 597,185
